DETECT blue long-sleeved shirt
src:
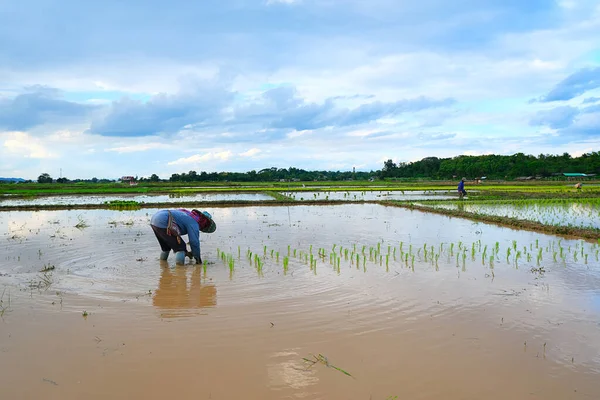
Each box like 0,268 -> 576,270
150,210 -> 201,259
458,180 -> 465,191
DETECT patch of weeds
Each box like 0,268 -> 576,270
40,264 -> 55,272
301,353 -> 354,378
266,192 -> 295,202
74,215 -> 89,229
0,288 -> 11,318
82,310 -> 89,318
530,266 -> 546,275
29,272 -> 53,290
104,200 -> 141,210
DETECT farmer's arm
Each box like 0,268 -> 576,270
184,220 -> 202,262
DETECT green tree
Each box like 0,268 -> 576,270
381,159 -> 397,178
37,173 -> 52,183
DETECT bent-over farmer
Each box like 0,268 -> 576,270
150,209 -> 216,264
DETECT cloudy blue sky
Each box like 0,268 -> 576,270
1,0 -> 599,180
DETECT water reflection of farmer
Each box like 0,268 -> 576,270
458,177 -> 467,200
150,209 -> 216,264
153,264 -> 217,318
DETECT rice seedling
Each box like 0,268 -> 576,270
74,215 -> 89,229
40,263 -> 55,272
0,288 -> 11,318
301,354 -> 354,378
283,256 -> 289,274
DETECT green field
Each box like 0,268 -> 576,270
2,179 -> 599,197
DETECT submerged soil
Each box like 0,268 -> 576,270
1,204 -> 599,399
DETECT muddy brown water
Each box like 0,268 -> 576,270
1,204 -> 600,399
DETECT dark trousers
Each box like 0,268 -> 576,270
151,225 -> 186,253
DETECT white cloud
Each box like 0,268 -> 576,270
239,148 -> 261,157
168,150 -> 233,166
106,143 -> 166,153
287,130 -> 313,138
3,132 -> 58,159
0,61 -> 220,95
346,128 -> 385,137
46,129 -> 84,142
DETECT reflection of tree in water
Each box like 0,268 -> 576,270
153,264 -> 217,319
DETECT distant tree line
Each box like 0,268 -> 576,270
167,167 -> 374,182
34,173 -> 114,184
25,152 -> 600,184
380,152 -> 600,179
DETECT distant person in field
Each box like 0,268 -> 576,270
458,177 -> 467,199
575,182 -> 582,190
150,209 -> 216,265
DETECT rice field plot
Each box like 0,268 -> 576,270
1,204 -> 600,400
280,190 -> 457,201
0,192 -> 274,207
416,198 -> 600,230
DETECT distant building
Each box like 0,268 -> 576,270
121,176 -> 138,186
563,173 -> 595,180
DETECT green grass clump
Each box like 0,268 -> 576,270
104,200 -> 142,210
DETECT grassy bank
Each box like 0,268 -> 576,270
2,180 -> 600,198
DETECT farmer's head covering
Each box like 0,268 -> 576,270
462,177 -> 466,181
179,209 -> 217,233
192,209 -> 217,233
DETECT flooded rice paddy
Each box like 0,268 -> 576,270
1,204 -> 600,399
282,190 -> 457,201
422,200 -> 600,230
0,192 -> 274,207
